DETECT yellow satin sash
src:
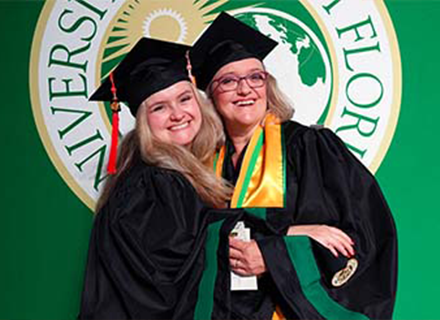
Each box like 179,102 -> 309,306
214,115 -> 287,320
273,306 -> 286,320
214,114 -> 285,209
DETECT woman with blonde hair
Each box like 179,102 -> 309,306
79,37 -> 235,319
190,12 -> 397,320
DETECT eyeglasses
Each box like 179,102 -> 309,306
211,70 -> 268,93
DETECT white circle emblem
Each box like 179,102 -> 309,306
30,0 -> 401,210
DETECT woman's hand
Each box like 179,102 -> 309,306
288,225 -> 355,258
229,237 -> 267,276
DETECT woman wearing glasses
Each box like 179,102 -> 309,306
190,13 -> 397,320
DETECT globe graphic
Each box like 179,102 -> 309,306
235,11 -> 332,125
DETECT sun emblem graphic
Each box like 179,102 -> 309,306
143,8 -> 188,43
30,0 -> 401,210
95,0 -> 258,134
97,0 -> 239,80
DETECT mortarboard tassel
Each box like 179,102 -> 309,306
185,51 -> 197,86
108,72 -> 121,174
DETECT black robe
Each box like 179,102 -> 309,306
203,121 -> 397,320
78,161 -> 236,319
79,121 -> 397,320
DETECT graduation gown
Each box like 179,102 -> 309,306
202,121 -> 397,320
78,161 -> 235,320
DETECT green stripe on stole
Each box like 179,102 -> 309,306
194,219 -> 224,320
283,236 -> 369,320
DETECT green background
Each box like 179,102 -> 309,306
1,0 -> 439,319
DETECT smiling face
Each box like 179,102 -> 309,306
144,81 -> 202,146
210,58 -> 268,136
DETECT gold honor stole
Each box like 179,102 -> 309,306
213,114 -> 286,209
211,117 -> 364,320
213,114 -> 287,319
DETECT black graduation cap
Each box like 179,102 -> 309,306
90,37 -> 191,116
190,12 -> 278,91
89,37 -> 191,174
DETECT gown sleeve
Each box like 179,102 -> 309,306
78,165 -> 210,320
257,125 -> 397,319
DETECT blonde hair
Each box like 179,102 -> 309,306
266,73 -> 294,122
96,81 -> 231,212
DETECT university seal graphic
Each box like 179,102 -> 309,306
30,0 -> 401,210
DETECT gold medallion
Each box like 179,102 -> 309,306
331,258 -> 358,287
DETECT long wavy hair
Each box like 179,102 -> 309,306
96,81 -> 232,212
265,73 -> 295,122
